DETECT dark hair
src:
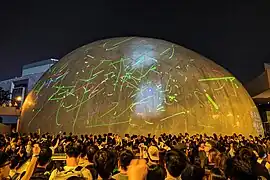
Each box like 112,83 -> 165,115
164,150 -> 187,178
206,140 -> 216,149
181,165 -> 205,180
208,148 -> 219,163
0,135 -> 6,150
159,149 -> 166,167
85,145 -> 98,163
0,151 -> 9,167
93,149 -> 117,179
51,138 -> 58,147
79,144 -> 87,158
237,147 -> 257,165
147,164 -> 166,180
257,145 -> 266,158
65,143 -> 81,158
10,155 -> 19,169
225,157 -> 256,180
119,149 -> 134,171
214,153 -> 227,171
38,146 -> 52,166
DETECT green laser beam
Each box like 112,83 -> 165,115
205,93 -> 219,110
160,112 -> 186,122
198,77 -> 235,82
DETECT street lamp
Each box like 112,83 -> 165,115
16,96 -> 22,102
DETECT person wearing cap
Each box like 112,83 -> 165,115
0,151 -> 11,180
147,146 -> 160,166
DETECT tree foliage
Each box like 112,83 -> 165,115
0,87 -> 11,106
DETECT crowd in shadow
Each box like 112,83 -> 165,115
0,131 -> 270,180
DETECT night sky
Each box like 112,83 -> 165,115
1,1 -> 270,83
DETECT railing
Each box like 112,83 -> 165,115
0,106 -> 20,116
51,153 -> 66,161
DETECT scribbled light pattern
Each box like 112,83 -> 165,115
20,37 -> 263,136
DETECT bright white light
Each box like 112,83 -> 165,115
126,44 -> 157,70
134,82 -> 164,117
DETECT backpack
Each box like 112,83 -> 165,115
261,159 -> 267,167
53,166 -> 85,180
30,171 -> 50,180
85,164 -> 98,180
19,168 -> 50,180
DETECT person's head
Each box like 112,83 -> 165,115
230,143 -> 236,150
147,164 -> 166,180
93,149 -> 117,179
208,148 -> 219,163
10,155 -> 19,170
38,146 -> 52,167
0,151 -> 10,179
119,149 -> 134,171
0,136 -> 6,151
237,147 -> 257,165
158,149 -> 166,167
17,139 -> 22,146
198,142 -> 205,151
225,157 -> 256,180
86,145 -> 99,163
257,145 -> 266,159
164,150 -> 187,178
205,140 -> 216,153
215,153 -> 227,171
65,143 -> 81,166
66,143 -> 81,158
11,143 -> 16,151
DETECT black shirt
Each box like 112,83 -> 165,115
252,162 -> 270,180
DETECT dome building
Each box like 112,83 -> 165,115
20,37 -> 264,136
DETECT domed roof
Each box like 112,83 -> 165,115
20,37 -> 264,136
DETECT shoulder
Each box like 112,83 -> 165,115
75,166 -> 84,171
49,169 -> 58,180
112,173 -> 119,178
80,167 -> 93,179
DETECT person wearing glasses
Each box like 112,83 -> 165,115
0,151 -> 11,180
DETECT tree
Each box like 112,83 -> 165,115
0,87 -> 11,106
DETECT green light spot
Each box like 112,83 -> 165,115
168,95 -> 176,101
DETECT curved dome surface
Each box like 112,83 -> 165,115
20,37 -> 263,136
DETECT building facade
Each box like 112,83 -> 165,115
0,58 -> 58,126
245,63 -> 270,134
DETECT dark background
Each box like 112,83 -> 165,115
1,1 -> 270,83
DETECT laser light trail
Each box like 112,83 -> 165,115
198,77 -> 235,82
205,93 -> 219,110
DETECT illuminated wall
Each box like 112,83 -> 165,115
20,37 -> 264,136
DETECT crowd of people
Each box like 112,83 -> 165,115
1,129 -> 270,180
